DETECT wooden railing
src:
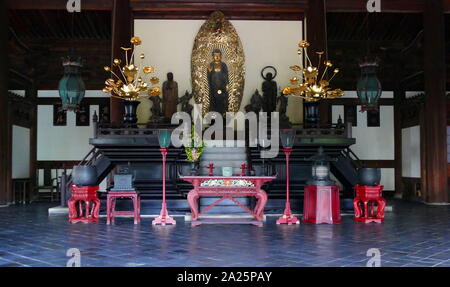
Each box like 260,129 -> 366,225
292,122 -> 351,138
94,121 -> 352,139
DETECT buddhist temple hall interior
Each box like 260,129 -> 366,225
0,0 -> 450,270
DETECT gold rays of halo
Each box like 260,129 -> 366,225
283,40 -> 343,102
191,11 -> 245,116
102,36 -> 160,101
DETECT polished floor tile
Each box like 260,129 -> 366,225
0,200 -> 449,267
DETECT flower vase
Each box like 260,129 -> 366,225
190,161 -> 200,176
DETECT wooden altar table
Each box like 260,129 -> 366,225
180,176 -> 276,226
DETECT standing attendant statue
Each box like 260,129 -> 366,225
245,89 -> 263,115
261,66 -> 278,114
162,72 -> 178,120
149,95 -> 163,122
277,91 -> 291,128
178,90 -> 194,118
207,49 -> 229,116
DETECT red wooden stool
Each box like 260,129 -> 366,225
68,185 -> 100,223
303,185 -> 342,224
353,184 -> 385,223
106,191 -> 141,224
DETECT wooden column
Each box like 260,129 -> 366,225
111,0 -> 133,124
26,86 -> 38,201
393,88 -> 405,196
0,1 -> 10,204
306,0 -> 330,125
422,0 -> 448,203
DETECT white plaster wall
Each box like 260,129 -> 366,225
12,125 -> 30,178
332,90 -> 395,190
380,168 -> 395,191
331,91 -> 394,160
134,19 -> 304,123
37,90 -> 105,160
402,126 -> 421,178
9,90 -> 26,97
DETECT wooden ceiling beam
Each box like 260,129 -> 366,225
6,0 -> 113,11
326,0 -> 450,13
130,0 -> 307,11
7,0 -> 450,13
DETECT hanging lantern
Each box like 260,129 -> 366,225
58,57 -> 86,111
356,60 -> 382,112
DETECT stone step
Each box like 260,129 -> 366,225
201,153 -> 246,161
204,140 -> 246,148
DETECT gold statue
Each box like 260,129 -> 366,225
207,49 -> 229,115
191,11 -> 245,116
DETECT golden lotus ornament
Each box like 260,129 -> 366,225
283,40 -> 343,102
102,36 -> 160,101
191,11 -> 245,115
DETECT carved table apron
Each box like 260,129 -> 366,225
180,176 -> 276,226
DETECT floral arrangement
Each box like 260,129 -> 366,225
185,125 -> 205,162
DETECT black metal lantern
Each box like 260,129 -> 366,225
356,60 -> 382,112
58,56 -> 86,111
307,147 -> 335,186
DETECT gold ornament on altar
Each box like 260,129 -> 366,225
102,36 -> 160,101
283,40 -> 343,102
191,11 -> 245,116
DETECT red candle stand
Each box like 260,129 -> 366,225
303,185 -> 342,224
353,184 -> 386,223
205,163 -> 215,176
152,147 -> 176,226
68,185 -> 100,223
277,147 -> 300,225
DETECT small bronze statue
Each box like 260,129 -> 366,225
261,66 -> 278,114
336,115 -> 344,129
162,72 -> 178,120
245,89 -> 263,114
277,91 -> 291,128
178,90 -> 194,118
149,95 -> 163,122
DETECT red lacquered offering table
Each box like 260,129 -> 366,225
303,185 -> 342,224
180,176 -> 276,226
68,185 -> 100,223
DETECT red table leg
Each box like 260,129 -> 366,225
187,190 -> 200,221
254,189 -> 268,221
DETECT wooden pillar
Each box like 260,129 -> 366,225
0,1 -> 10,204
422,0 -> 448,203
111,0 -> 133,124
306,0 -> 330,125
393,88 -> 405,196
26,86 -> 38,201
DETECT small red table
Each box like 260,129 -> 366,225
353,184 -> 385,223
106,191 -> 141,224
303,185 -> 342,224
68,185 -> 100,223
181,176 -> 276,226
